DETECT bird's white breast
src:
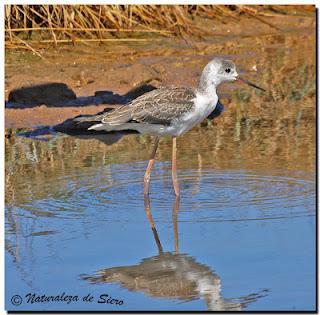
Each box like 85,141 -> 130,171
168,91 -> 218,136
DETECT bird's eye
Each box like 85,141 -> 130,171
225,68 -> 231,73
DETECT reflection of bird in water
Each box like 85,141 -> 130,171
82,252 -> 243,310
81,196 -> 268,311
76,58 -> 265,196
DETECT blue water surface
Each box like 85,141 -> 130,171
5,159 -> 316,311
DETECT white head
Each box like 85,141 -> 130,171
198,58 -> 238,95
198,57 -> 266,96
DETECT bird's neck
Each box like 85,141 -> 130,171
194,89 -> 218,112
198,70 -> 222,95
195,86 -> 218,103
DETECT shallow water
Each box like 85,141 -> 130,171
5,121 -> 316,311
5,15 -> 316,310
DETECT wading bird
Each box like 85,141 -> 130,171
87,58 -> 265,196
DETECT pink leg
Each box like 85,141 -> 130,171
172,137 -> 180,197
144,137 -> 160,196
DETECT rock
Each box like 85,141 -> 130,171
8,82 -> 76,107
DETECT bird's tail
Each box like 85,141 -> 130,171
88,123 -> 110,131
101,105 -> 132,126
87,105 -> 133,131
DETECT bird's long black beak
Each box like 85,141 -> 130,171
237,76 -> 266,92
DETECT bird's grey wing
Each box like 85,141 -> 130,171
96,87 -> 195,126
98,90 -> 168,126
99,105 -> 133,126
130,87 -> 196,125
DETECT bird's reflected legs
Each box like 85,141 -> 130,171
172,137 -> 180,196
144,194 -> 163,254
144,137 -> 160,196
172,196 -> 180,254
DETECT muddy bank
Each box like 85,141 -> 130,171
5,14 -> 316,130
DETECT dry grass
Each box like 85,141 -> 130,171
5,5 -> 314,48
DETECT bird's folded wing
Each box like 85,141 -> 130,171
131,87 -> 197,125
100,87 -> 196,126
132,88 -> 196,125
101,105 -> 132,126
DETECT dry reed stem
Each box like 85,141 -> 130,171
9,38 -> 162,44
5,27 -> 173,34
238,5 -> 282,31
11,35 -> 51,63
5,4 -> 313,49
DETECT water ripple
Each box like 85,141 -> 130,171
16,161 -> 315,223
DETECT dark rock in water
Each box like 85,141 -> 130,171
8,83 -> 76,107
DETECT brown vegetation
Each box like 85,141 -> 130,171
5,5 -> 314,48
